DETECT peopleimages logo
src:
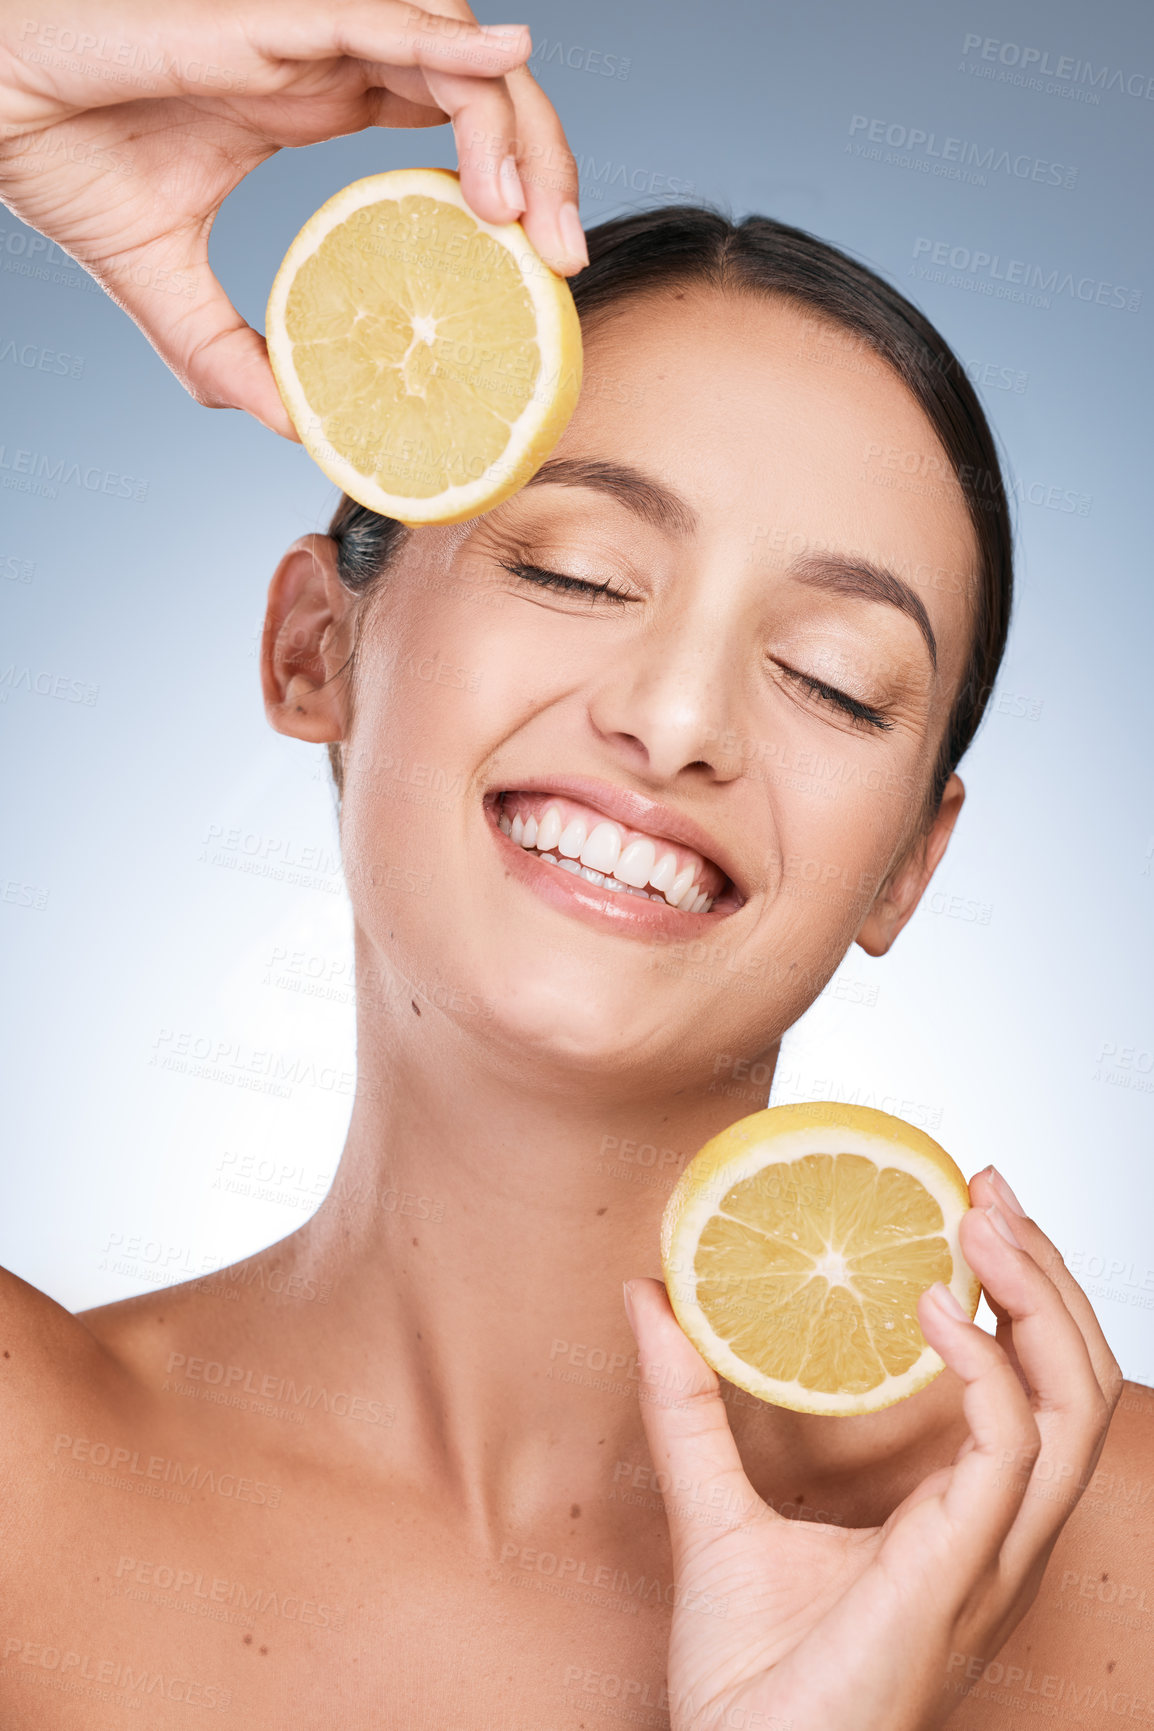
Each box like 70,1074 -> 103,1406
910,239 -> 1140,314
847,116 -> 1077,189
961,34 -> 1154,102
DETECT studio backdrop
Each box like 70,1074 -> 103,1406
2,0 -> 1152,1374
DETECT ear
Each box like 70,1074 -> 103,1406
261,534 -> 355,744
854,773 -> 965,958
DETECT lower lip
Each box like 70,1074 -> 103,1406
484,800 -> 736,940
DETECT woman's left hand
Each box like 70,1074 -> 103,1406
0,0 -> 583,437
624,1165 -> 1124,1731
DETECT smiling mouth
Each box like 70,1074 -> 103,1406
486,789 -> 745,917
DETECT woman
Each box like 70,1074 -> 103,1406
0,4 -> 1147,1727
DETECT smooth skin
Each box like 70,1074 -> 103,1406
250,288 -> 1140,1726
1,3 -> 1150,1726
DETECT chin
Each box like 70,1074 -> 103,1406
478,963 -> 719,1092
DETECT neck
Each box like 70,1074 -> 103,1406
274,941 -> 968,1540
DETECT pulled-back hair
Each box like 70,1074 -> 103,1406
325,203 -> 1013,817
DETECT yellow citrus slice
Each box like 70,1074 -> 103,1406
661,1102 -> 979,1416
265,167 -> 583,525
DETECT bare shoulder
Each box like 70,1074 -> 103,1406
0,1262 -> 120,1423
1071,1377 -> 1154,1556
945,1383 -> 1154,1722
1044,1379 -> 1154,1629
0,1261 -> 151,1539
0,1251 -> 249,1454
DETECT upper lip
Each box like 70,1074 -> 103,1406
486,773 -> 748,904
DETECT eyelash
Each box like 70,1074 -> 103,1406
778,665 -> 893,732
500,559 -> 890,731
499,559 -> 635,607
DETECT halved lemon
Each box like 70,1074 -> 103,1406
266,167 -> 583,524
661,1102 -> 979,1416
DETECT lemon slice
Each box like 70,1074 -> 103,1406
661,1102 -> 979,1416
265,167 -> 583,525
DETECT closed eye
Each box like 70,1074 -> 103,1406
498,559 -> 635,607
777,664 -> 893,731
499,560 -> 889,727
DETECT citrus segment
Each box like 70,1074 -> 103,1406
660,1102 -> 979,1416
266,168 -> 583,524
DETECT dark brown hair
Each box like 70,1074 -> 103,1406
325,203 -> 1013,818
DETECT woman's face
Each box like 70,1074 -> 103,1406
270,287 -> 978,1091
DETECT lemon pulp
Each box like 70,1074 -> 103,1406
661,1103 -> 979,1416
266,168 -> 582,524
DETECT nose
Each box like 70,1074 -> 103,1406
584,592 -> 746,785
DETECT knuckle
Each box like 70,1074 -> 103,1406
1006,1215 -> 1060,1270
1100,1366 -> 1125,1413
1037,1238 -> 1068,1279
1010,1417 -> 1042,1468
1077,1394 -> 1112,1441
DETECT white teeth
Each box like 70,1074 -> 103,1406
535,805 -> 563,852
497,797 -> 724,916
558,818 -> 587,859
580,821 -> 621,875
615,838 -> 656,888
669,865 -> 697,908
648,851 -> 678,894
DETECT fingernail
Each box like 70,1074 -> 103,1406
481,22 -> 529,38
987,1165 -> 1025,1216
984,1203 -> 1022,1247
558,200 -> 589,269
622,1280 -> 639,1340
924,1281 -> 968,1322
498,154 -> 526,215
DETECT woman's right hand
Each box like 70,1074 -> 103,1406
625,1165 -> 1124,1731
0,0 -> 585,436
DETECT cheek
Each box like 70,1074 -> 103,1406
748,771 -> 921,963
341,593 -> 506,817
782,790 -> 902,897
342,680 -> 467,844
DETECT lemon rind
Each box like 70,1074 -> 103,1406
265,167 -> 582,526
661,1103 -> 980,1417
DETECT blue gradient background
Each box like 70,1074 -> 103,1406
2,0 -> 1152,1372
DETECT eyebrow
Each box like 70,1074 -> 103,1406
521,458 -> 937,669
524,458 -> 699,538
786,553 -> 938,670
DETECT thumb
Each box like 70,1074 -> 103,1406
623,1277 -> 764,1565
95,239 -> 299,441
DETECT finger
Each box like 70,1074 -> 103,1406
503,63 -> 587,275
1,1 -> 533,127
426,63 -> 528,224
954,1204 -> 1115,1576
400,9 -> 586,268
623,1278 -> 767,1566
369,8 -> 528,226
360,81 -> 451,128
97,249 -> 297,439
908,1280 -> 1040,1574
970,1166 -> 1124,1409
